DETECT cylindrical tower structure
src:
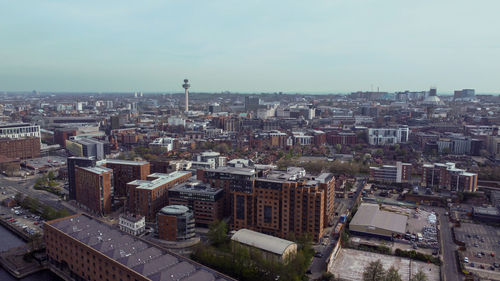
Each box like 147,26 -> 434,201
182,79 -> 190,112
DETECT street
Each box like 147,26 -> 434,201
0,175 -> 74,214
436,208 -> 463,281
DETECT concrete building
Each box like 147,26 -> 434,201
369,162 -> 411,183
99,159 -> 151,198
231,229 -> 297,263
75,166 -> 113,214
0,123 -> 40,139
368,126 -> 409,145
168,181 -> 224,226
193,151 -> 227,168
349,203 -> 408,239
127,171 -> 192,220
157,205 -> 195,241
67,156 -> 96,200
421,163 -> 478,192
150,137 -> 175,151
119,214 -> 146,236
65,138 -> 105,160
44,214 -> 233,281
245,96 -> 261,112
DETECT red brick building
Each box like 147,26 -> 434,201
326,131 -> 357,145
126,171 -> 192,221
100,159 -> 150,198
157,205 -> 195,241
75,166 -> 113,214
0,138 -> 40,159
201,167 -> 335,242
44,214 -> 234,281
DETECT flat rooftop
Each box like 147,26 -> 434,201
129,171 -> 191,190
47,215 -> 232,281
99,159 -> 149,166
204,166 -> 256,176
169,180 -> 222,195
79,166 -> 112,175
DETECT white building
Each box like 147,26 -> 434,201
150,137 -> 175,151
368,126 -> 410,145
0,123 -> 41,139
292,132 -> 313,146
119,214 -> 146,236
168,116 -> 186,127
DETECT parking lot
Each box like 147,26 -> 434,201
455,222 -> 500,276
329,248 -> 439,281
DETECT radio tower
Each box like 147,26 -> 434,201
182,79 -> 190,112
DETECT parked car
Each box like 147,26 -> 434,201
464,257 -> 469,263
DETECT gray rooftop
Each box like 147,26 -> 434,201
128,171 -> 191,190
350,203 -> 408,235
231,229 -> 296,256
169,180 -> 222,195
48,215 -> 234,281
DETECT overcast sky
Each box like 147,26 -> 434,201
0,0 -> 499,93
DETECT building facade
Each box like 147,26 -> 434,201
126,171 -> 192,220
157,205 -> 195,241
99,159 -> 150,198
75,166 -> 113,214
421,163 -> 478,192
44,214 -> 233,281
168,181 -> 224,226
368,126 -> 410,145
67,157 -> 96,200
119,214 -> 146,236
369,162 -> 411,183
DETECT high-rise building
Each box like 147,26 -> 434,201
98,159 -> 150,198
67,156 -> 96,200
75,166 -> 113,214
454,89 -> 475,100
200,167 -> 335,242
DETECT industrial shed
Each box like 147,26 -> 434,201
349,203 -> 408,239
231,229 -> 297,262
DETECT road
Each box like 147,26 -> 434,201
436,208 -> 463,281
0,175 -> 74,214
307,176 -> 366,279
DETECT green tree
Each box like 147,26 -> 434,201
362,260 -> 386,281
208,220 -> 228,246
384,266 -> 402,281
15,192 -> 24,204
315,272 -> 336,281
47,171 -> 56,180
410,269 -> 428,281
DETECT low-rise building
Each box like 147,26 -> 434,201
231,229 -> 297,263
349,203 -> 408,239
369,162 -> 411,183
119,214 -> 146,236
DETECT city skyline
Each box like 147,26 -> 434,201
1,0 -> 499,93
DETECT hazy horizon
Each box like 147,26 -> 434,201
1,1 -> 499,93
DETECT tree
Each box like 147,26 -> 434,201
410,269 -> 428,281
362,260 -> 386,281
47,171 -> 56,180
208,220 -> 228,246
384,266 -> 402,281
315,272 -> 336,281
15,192 -> 24,204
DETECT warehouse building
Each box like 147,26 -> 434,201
231,229 -> 297,263
349,203 -> 408,239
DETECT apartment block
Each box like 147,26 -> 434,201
368,126 -> 410,145
126,171 -> 192,220
99,159 -> 150,198
369,162 -> 411,183
75,166 -> 113,214
421,163 -> 478,192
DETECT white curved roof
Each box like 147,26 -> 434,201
231,229 -> 296,255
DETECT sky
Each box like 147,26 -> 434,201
0,0 -> 499,93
